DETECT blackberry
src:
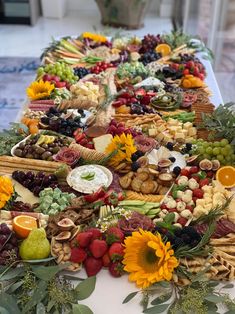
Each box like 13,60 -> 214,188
139,51 -> 162,65
174,228 -> 182,237
165,232 -> 175,242
181,234 -> 191,244
186,143 -> 192,151
173,166 -> 181,176
173,237 -> 184,248
131,162 -> 140,172
73,67 -> 90,79
166,142 -> 174,151
169,157 -> 176,163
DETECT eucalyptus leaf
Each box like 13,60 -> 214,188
0,292 -> 21,314
32,264 -> 69,281
22,280 -> 48,313
224,310 -> 235,314
151,293 -> 171,305
0,306 -> 10,314
36,302 -> 46,314
75,276 -> 96,300
122,291 -> 139,304
6,280 -> 23,293
222,283 -> 234,289
47,300 -> 56,312
72,304 -> 93,314
0,267 -> 24,281
143,303 -> 170,313
23,257 -> 55,264
204,294 -> 225,303
207,281 -> 219,288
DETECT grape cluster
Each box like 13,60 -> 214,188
0,224 -> 19,265
139,34 -> 162,53
11,201 -> 33,212
37,62 -> 78,84
130,103 -> 155,115
161,67 -> 183,80
156,226 -> 201,249
12,171 -> 59,196
139,51 -> 161,65
73,67 -> 90,79
90,62 -> 114,74
41,107 -> 84,137
191,138 -> 235,165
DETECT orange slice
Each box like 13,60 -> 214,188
155,44 -> 172,56
216,166 -> 235,188
12,215 -> 38,238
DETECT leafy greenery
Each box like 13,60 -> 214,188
201,102 -> 235,144
0,123 -> 28,156
0,262 -> 95,314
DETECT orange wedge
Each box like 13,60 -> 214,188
155,44 -> 172,56
12,215 -> 38,238
216,166 -> 235,188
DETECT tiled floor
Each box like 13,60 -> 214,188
0,9 -> 234,103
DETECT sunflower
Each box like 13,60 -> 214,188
0,176 -> 14,209
105,133 -> 137,167
123,229 -> 179,289
26,80 -> 55,100
82,32 -> 107,43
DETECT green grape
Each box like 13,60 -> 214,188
213,147 -> 220,155
203,153 -> 210,159
206,147 -> 213,155
202,142 -> 209,148
198,147 -> 205,154
74,75 -> 79,80
220,139 -> 229,147
37,67 -> 44,74
225,155 -> 232,162
232,154 -> 235,161
217,154 -> 224,161
44,65 -> 50,72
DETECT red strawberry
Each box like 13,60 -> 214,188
112,100 -> 123,108
160,203 -> 168,210
89,239 -> 108,258
87,228 -> 102,241
102,253 -> 111,267
135,88 -> 146,97
76,231 -> 93,248
109,262 -> 123,277
199,178 -> 210,188
180,169 -> 190,177
193,189 -> 204,199
109,243 -> 124,261
189,166 -> 199,174
177,217 -> 188,226
106,227 -> 124,245
84,256 -> 103,277
84,188 -> 106,203
70,247 -> 87,263
183,69 -> 190,75
168,208 -> 178,213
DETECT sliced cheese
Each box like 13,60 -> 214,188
93,134 -> 113,153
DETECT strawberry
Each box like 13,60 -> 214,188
85,143 -> 94,149
76,231 -> 93,248
73,128 -> 82,137
193,189 -> 204,199
79,138 -> 89,146
84,187 -> 106,203
75,133 -> 85,143
177,217 -> 188,226
70,247 -> 87,263
135,88 -> 146,97
102,253 -> 111,267
109,262 -> 124,277
87,228 -> 102,241
112,100 -> 124,108
168,208 -> 178,213
89,239 -> 108,258
160,203 -> 168,210
117,192 -> 125,201
186,61 -> 194,68
109,243 -> 124,261
183,69 -> 189,75
199,178 -> 210,188
84,256 -> 103,277
106,227 -> 124,245
189,166 -> 199,174
180,169 -> 190,177
56,81 -> 66,88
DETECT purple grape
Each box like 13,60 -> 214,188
37,171 -> 45,179
0,224 -> 11,235
23,179 -> 32,188
48,174 -> 57,181
0,257 -> 5,265
26,171 -> 35,180
10,236 -> 18,246
4,243 -> 13,251
0,235 -> 7,245
32,186 -> 42,196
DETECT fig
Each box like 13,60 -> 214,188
158,173 -> 173,186
199,159 -> 213,171
212,160 -> 220,171
57,218 -> 75,231
54,231 -> 71,242
70,226 -> 80,240
158,159 -> 172,168
186,155 -> 199,165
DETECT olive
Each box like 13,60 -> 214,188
19,142 -> 25,149
41,151 -> 52,160
14,149 -> 23,157
48,147 -> 54,153
25,153 -> 34,159
35,147 -> 45,154
33,154 -> 40,159
52,147 -> 60,154
41,144 -> 48,149
47,156 -> 54,161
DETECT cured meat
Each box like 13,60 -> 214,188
134,135 -> 158,153
53,147 -> 80,166
195,218 -> 235,238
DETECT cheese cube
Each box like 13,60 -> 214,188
93,134 -> 113,153
156,133 -> 164,141
157,124 -> 167,132
183,122 -> 193,129
188,127 -> 197,136
175,132 -> 185,140
196,199 -> 206,207
167,118 -> 178,125
148,129 -> 157,137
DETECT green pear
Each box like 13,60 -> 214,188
19,228 -> 50,260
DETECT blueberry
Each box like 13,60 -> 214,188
169,157 -> 176,162
131,162 -> 140,172
166,142 -> 174,151
173,166 -> 181,176
136,150 -> 144,158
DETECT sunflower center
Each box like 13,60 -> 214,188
145,248 -> 158,264
138,246 -> 160,273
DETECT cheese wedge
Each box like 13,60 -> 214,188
93,134 -> 113,153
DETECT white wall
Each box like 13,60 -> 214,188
67,0 -> 161,13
